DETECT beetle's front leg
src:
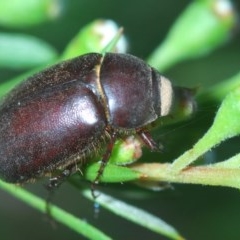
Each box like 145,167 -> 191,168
137,130 -> 163,152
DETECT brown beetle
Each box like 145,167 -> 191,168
0,53 -> 195,188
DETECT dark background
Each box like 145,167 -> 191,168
1,1 -> 240,239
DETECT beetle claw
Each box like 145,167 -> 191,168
91,182 -> 100,199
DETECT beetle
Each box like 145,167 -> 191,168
0,53 -> 195,188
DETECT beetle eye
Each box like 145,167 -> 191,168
160,76 -> 174,116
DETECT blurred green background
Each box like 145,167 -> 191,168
1,0 -> 240,239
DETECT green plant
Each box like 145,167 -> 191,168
0,1 -> 239,240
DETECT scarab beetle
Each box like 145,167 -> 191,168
0,53 -> 195,188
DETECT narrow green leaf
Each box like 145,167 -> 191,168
82,189 -> 185,240
198,71 -> 240,104
213,152 -> 240,169
0,33 -> 58,69
171,86 -> 240,173
0,0 -> 64,28
101,27 -> 124,54
0,180 -> 112,240
84,162 -> 140,183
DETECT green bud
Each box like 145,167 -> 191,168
61,19 -> 128,60
148,0 -> 238,71
109,136 -> 143,165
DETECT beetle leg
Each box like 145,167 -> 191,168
48,169 -> 71,189
45,164 -> 78,215
91,131 -> 117,198
47,164 -> 78,190
137,130 -> 163,152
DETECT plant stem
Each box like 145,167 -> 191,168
131,163 -> 240,189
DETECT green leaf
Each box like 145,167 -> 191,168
82,189 -> 185,240
0,0 -> 64,28
0,180 -> 112,240
0,33 -> 58,69
84,162 -> 140,183
198,71 -> 240,104
171,86 -> 240,173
